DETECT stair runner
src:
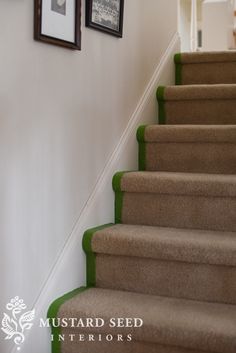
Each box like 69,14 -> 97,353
48,51 -> 236,353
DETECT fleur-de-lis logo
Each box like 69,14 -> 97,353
1,296 -> 35,351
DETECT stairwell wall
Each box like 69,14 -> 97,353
0,1 -> 179,352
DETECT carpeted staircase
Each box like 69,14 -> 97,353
48,51 -> 236,353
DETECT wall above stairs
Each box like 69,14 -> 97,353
0,1 -> 179,352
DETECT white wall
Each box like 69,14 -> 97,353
0,1 -> 179,352
202,0 -> 234,50
178,0 -> 191,51
178,0 -> 203,51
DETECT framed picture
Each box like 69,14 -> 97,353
34,0 -> 81,50
86,0 -> 124,38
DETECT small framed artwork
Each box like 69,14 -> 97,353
34,0 -> 81,50
86,0 -> 124,38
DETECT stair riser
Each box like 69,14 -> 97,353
141,143 -> 236,174
162,100 -> 236,125
96,254 -> 236,305
176,62 -> 236,85
119,193 -> 236,232
60,333 -> 214,353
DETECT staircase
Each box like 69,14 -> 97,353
48,51 -> 236,353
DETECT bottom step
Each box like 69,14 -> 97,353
59,338 -> 213,353
48,287 -> 236,353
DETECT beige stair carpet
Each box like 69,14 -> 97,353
57,288 -> 236,353
137,125 -> 236,174
175,51 -> 236,85
60,339 -> 213,353
48,51 -> 236,353
113,171 -> 236,231
157,84 -> 236,125
86,224 -> 236,304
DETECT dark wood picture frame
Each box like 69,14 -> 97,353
86,0 -> 124,38
34,0 -> 81,50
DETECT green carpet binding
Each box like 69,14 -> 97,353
174,53 -> 182,85
112,171 -> 126,224
136,125 -> 147,171
47,287 -> 88,353
156,86 -> 166,125
47,223 -> 114,353
82,223 -> 113,287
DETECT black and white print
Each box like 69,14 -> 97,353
51,0 -> 66,16
91,0 -> 120,31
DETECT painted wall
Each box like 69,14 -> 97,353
0,1 -> 178,352
178,0 -> 191,51
178,0 -> 203,51
202,0 -> 234,50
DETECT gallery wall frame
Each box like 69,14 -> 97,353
34,0 -> 81,50
86,0 -> 124,38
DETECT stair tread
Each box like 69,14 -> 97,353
114,171 -> 236,197
87,223 -> 236,267
58,287 -> 236,353
137,124 -> 236,143
175,51 -> 236,64
158,84 -> 236,101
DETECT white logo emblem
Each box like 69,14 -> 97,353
1,296 -> 35,351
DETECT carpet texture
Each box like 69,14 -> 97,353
157,84 -> 236,125
137,125 -> 236,173
60,339 -> 214,353
86,224 -> 236,303
57,288 -> 236,353
113,171 -> 236,231
49,51 -> 236,353
175,51 -> 236,85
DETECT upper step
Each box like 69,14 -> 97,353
137,124 -> 236,174
55,287 -> 236,353
175,51 -> 236,85
113,171 -> 236,231
157,84 -> 236,124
